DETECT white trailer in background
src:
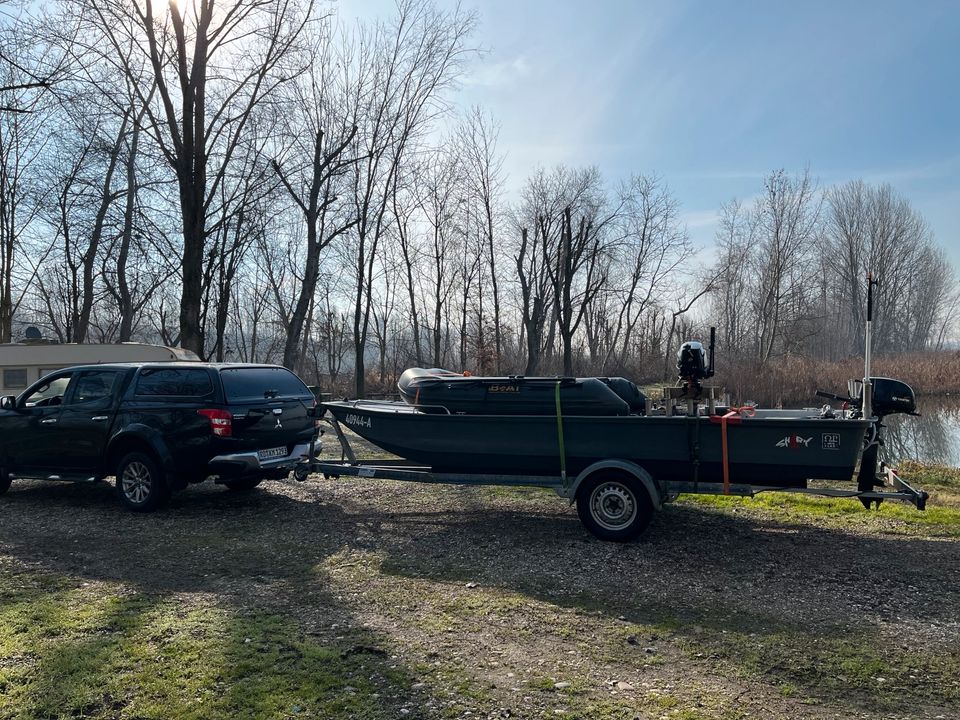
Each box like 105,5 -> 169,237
0,343 -> 200,394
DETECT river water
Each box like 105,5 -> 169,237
883,397 -> 960,467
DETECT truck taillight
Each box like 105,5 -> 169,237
198,408 -> 232,437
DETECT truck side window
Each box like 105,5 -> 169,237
68,371 -> 120,405
22,375 -> 72,408
135,368 -> 213,397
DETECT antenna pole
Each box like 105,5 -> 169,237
708,326 -> 716,378
862,272 -> 878,418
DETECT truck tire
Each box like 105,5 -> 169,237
222,476 -> 263,492
576,472 -> 654,542
0,468 -> 10,495
115,451 -> 170,512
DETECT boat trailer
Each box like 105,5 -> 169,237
293,415 -> 928,541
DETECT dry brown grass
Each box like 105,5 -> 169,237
713,351 -> 960,406
311,351 -> 960,407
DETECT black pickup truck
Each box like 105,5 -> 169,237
0,363 -> 317,511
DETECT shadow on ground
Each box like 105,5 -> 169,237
0,479 -> 435,719
1,477 -> 958,717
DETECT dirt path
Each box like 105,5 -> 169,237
0,473 -> 957,719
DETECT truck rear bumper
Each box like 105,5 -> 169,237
208,443 -> 312,478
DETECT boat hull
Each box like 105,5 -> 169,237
324,401 -> 871,488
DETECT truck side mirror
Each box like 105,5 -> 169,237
0,396 -> 15,410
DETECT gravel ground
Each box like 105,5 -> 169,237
0,459 -> 958,719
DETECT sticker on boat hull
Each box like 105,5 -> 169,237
776,435 -> 812,449
344,413 -> 372,429
821,433 -> 841,449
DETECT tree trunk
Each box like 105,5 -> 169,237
75,115 -> 127,343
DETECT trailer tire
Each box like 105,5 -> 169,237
576,472 -> 654,542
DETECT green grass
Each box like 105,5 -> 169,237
672,621 -> 960,709
0,569 -> 413,720
683,491 -> 960,529
898,460 -> 960,489
678,462 -> 960,537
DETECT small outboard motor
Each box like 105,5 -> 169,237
677,342 -> 707,380
845,377 -> 917,419
676,328 -> 715,397
866,377 -> 916,418
819,376 -> 919,501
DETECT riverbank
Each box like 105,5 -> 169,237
0,461 -> 957,719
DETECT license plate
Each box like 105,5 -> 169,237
258,446 -> 287,461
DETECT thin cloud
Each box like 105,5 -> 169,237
462,55 -> 530,88
680,209 -> 720,231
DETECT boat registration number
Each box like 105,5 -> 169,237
258,446 -> 287,461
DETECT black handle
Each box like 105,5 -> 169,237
816,390 -> 855,403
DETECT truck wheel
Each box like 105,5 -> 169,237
0,468 -> 11,495
116,452 -> 170,512
223,477 -> 263,492
576,472 -> 654,542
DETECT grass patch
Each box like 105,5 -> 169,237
671,620 -> 960,711
899,460 -> 960,489
0,568 -> 415,720
680,487 -> 960,536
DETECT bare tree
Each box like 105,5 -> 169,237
0,53 -> 51,341
601,174 -> 693,371
391,168 -> 424,364
825,180 -> 951,354
514,166 -> 606,374
270,21 -> 361,370
751,169 -> 821,363
457,106 -> 504,370
343,0 -> 476,396
711,198 -> 755,355
87,0 -> 314,355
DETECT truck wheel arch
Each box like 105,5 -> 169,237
105,427 -> 177,485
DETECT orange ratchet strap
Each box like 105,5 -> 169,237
709,406 -> 755,495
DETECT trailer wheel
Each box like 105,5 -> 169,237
576,472 -> 654,542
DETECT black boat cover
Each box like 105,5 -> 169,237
397,368 -> 644,416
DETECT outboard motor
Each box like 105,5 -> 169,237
820,376 -> 918,502
853,377 -> 916,419
823,377 -> 918,420
676,328 -> 715,397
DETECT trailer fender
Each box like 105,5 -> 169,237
564,460 -> 662,509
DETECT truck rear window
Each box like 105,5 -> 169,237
219,367 -> 312,403
135,368 -> 214,397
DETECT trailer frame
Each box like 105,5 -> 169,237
294,417 -> 928,540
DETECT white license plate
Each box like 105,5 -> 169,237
258,446 -> 287,461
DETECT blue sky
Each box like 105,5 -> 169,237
343,0 -> 960,264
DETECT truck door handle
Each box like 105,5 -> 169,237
91,416 -> 109,422
40,418 -> 58,425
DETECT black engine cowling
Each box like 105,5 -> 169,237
870,377 -> 916,417
677,341 -> 708,380
848,377 -> 916,417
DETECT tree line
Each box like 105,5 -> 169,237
2,0 -> 956,396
